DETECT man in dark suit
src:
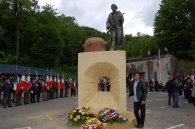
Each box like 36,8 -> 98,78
129,73 -> 148,128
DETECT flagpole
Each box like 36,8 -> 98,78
159,49 -> 162,82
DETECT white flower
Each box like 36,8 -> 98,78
74,118 -> 78,121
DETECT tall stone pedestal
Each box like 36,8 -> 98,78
78,51 -> 136,129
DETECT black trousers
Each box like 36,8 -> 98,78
101,85 -> 104,91
71,88 -> 76,97
55,90 -> 58,98
46,90 -> 50,100
107,85 -> 110,91
15,90 -> 22,106
60,88 -> 64,98
30,93 -> 36,103
36,92 -> 41,102
3,95 -> 11,107
23,92 -> 29,104
134,101 -> 146,125
65,87 -> 69,97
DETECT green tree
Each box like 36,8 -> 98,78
122,34 -> 157,58
0,1 -> 111,75
154,0 -> 195,59
29,4 -> 63,68
0,0 -> 15,54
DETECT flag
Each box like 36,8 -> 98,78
54,76 -> 57,88
157,49 -> 160,67
23,68 -> 31,93
46,75 -> 52,90
57,77 -> 60,89
61,78 -> 65,90
21,74 -> 25,81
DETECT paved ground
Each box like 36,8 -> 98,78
0,91 -> 194,129
129,92 -> 195,129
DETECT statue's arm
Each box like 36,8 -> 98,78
118,11 -> 124,25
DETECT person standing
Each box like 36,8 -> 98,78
186,77 -> 193,103
0,78 -> 3,104
154,79 -> 159,92
148,79 -> 154,92
106,4 -> 124,50
71,80 -> 76,97
60,79 -> 65,98
129,73 -> 148,128
164,77 -> 174,106
192,80 -> 195,106
106,79 -> 111,92
64,79 -> 69,97
172,76 -> 180,108
30,80 -> 36,103
36,80 -> 42,102
2,78 -> 12,108
42,80 -> 47,101
100,79 -> 105,92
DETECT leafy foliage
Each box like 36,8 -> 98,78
154,0 -> 195,59
0,0 -> 110,76
3,0 -> 191,76
122,34 -> 157,58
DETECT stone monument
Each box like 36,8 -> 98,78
78,37 -> 136,129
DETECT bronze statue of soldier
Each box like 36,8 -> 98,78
106,4 -> 124,50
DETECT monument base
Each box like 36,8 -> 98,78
102,111 -> 136,129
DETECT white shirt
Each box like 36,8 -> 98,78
133,80 -> 139,102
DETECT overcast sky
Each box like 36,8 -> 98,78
38,0 -> 162,36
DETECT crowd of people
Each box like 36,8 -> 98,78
98,77 -> 111,92
0,75 -> 78,108
164,75 -> 195,108
127,73 -> 195,128
147,78 -> 163,92
127,73 -> 195,109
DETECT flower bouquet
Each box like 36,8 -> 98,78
67,107 -> 97,125
97,108 -> 128,124
81,117 -> 105,129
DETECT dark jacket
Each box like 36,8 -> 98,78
30,83 -> 36,93
164,80 -> 174,93
65,81 -> 69,88
2,81 -> 12,97
0,82 -> 3,93
37,82 -> 42,94
129,80 -> 148,101
172,80 -> 181,93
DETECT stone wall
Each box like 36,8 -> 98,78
126,55 -> 177,85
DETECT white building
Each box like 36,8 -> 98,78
126,54 -> 177,85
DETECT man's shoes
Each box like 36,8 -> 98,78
135,124 -> 144,128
